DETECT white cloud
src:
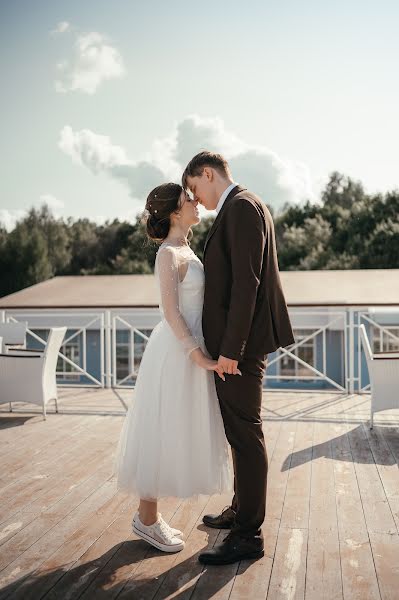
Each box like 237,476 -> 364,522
229,150 -> 314,209
39,194 -> 65,211
55,32 -> 125,94
58,125 -> 164,198
0,209 -> 26,232
58,124 -> 165,198
59,115 -> 316,211
172,115 -> 315,208
58,126 -> 130,170
51,21 -> 71,35
0,196 -> 66,232
173,115 -> 247,165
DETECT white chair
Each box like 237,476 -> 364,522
359,324 -> 399,429
0,321 -> 27,352
0,327 -> 67,420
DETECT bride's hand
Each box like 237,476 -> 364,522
190,349 -> 226,381
204,358 -> 226,381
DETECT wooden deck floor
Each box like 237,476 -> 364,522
0,389 -> 398,600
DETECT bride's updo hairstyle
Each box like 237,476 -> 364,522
144,183 -> 183,242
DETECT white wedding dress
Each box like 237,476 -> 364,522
115,242 -> 233,500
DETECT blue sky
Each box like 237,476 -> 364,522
1,0 -> 398,229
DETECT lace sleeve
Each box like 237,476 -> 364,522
155,246 -> 200,356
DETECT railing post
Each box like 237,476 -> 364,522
105,310 -> 112,389
348,309 -> 355,394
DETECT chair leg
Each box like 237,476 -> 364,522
54,397 -> 58,413
9,402 -> 12,412
370,406 -> 374,430
43,403 -> 47,421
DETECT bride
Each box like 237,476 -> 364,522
115,182 -> 233,553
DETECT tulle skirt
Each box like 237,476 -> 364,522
115,320 -> 234,500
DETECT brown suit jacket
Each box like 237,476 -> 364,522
202,185 -> 295,362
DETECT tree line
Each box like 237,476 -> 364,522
0,172 -> 398,298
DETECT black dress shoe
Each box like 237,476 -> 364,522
203,506 -> 236,529
198,532 -> 264,565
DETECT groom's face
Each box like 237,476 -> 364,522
186,170 -> 219,211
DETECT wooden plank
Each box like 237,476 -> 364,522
347,424 -> 396,534
266,409 -> 313,600
138,495 -> 221,600
334,404 -> 382,600
8,491 -> 133,599
264,420 -> 299,522
77,495 -> 182,600
1,390 -> 398,600
280,420 -> 313,530
381,427 -> 399,464
369,531 -> 399,600
305,528 -> 342,600
0,443 -> 116,552
0,413 -> 91,466
41,495 -> 139,600
0,421 -> 120,509
191,540 -> 238,600
305,418 -> 343,600
0,458 -> 115,572
229,518 -> 279,600
308,422 -> 338,533
0,434 -> 96,510
339,535 -> 381,600
0,479 -> 118,598
0,436 -> 116,524
362,423 -> 399,509
331,421 -> 368,538
267,526 -> 308,600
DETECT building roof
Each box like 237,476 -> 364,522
0,270 -> 398,309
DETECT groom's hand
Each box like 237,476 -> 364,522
218,356 -> 242,376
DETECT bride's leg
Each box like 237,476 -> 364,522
138,498 -> 158,525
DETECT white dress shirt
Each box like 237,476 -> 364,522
215,182 -> 238,214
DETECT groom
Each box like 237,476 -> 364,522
182,151 -> 295,565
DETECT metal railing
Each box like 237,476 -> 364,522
1,310 -> 105,388
265,311 -> 347,392
2,306 -> 399,393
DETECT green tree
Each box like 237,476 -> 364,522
25,205 -> 71,274
1,176 -> 398,298
1,223 -> 52,296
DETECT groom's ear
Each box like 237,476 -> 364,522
203,167 -> 213,182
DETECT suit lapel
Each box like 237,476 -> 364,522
203,185 -> 246,256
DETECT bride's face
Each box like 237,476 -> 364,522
173,190 -> 200,227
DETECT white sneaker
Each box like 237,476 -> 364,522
158,514 -> 184,539
132,512 -> 185,553
132,511 -> 183,538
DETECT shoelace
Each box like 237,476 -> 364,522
159,516 -> 178,538
158,518 -> 174,540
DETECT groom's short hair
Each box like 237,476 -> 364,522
182,151 -> 231,189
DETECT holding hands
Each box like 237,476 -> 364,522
217,355 -> 242,376
190,349 -> 241,381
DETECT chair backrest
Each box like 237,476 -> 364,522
0,321 -> 27,346
359,324 -> 373,366
42,327 -> 67,375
